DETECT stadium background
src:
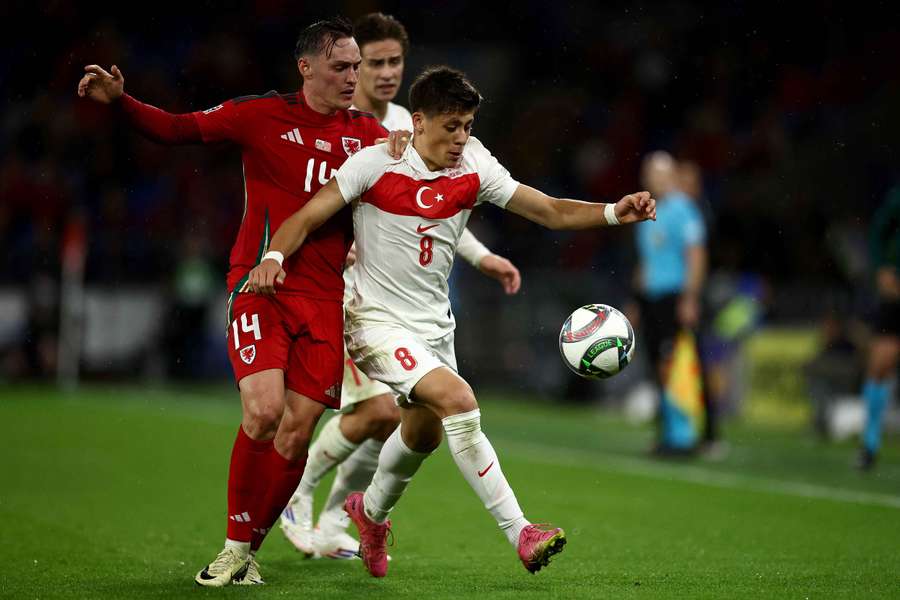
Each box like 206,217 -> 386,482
2,2 -> 900,597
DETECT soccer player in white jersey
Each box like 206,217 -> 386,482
280,13 -> 522,560
248,66 -> 656,577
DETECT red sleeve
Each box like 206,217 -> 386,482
191,99 -> 247,144
370,120 -> 389,145
119,94 -> 203,144
119,94 -> 246,145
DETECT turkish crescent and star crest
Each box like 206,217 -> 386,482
342,137 -> 362,156
415,186 -> 446,210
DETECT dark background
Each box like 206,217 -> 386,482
2,1 -> 898,387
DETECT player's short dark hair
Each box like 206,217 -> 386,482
294,16 -> 354,61
408,66 -> 482,117
353,13 -> 410,56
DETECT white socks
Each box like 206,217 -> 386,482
296,414 -> 358,497
363,428 -> 431,523
442,409 -> 528,546
318,438 -> 384,535
224,538 -> 250,557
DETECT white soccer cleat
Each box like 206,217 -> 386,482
280,493 -> 315,556
313,527 -> 360,560
194,546 -> 250,587
232,556 -> 265,585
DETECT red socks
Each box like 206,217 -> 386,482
226,426 -> 309,551
250,448 -> 308,551
226,426 -> 273,543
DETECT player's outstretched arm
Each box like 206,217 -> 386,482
505,184 -> 656,230
77,64 -> 205,144
248,179 -> 348,295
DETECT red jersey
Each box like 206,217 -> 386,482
189,91 -> 386,299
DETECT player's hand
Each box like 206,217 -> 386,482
77,64 -> 125,104
478,254 -> 521,295
614,191 -> 656,224
247,258 -> 286,295
345,242 -> 358,268
876,267 -> 900,300
374,130 -> 412,159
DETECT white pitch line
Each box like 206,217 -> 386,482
504,440 -> 900,510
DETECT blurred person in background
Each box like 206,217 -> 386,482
857,184 -> 900,470
676,160 -> 721,451
280,12 -> 523,561
633,151 -> 711,455
165,234 -> 217,379
77,17 -> 408,587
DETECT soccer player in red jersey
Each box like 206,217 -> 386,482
77,17 -> 405,586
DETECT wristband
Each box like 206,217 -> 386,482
262,250 -> 284,267
604,203 -> 619,226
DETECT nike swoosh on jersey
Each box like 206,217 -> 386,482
478,461 -> 495,477
416,223 -> 439,233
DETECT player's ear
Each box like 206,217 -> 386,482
298,57 -> 311,79
412,111 -> 426,136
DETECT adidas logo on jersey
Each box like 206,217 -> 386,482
280,128 -> 304,145
229,511 -> 251,523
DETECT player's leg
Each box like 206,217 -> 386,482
196,295 -> 291,587
345,401 -> 439,576
315,393 -> 400,558
411,366 -> 565,573
281,343 -> 398,555
858,333 -> 899,469
253,296 -> 344,554
196,369 -> 287,586
249,390 -> 326,549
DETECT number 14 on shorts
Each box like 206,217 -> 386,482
231,312 -> 262,349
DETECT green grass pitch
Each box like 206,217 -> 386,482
2,384 -> 898,598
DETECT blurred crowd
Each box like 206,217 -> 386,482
2,2 -> 899,385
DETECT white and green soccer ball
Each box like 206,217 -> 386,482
559,303 -> 635,379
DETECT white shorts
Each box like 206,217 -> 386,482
340,344 -> 394,412
344,323 -> 457,401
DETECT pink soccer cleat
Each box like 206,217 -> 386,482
517,524 -> 567,573
343,492 -> 391,578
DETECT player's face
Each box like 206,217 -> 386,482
358,39 -> 404,103
299,36 -> 362,112
415,111 -> 475,170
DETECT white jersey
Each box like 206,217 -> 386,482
342,102 -> 414,305
381,102 -> 413,131
335,136 -> 519,342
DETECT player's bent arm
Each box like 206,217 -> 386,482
248,180 -> 348,295
273,179 -> 347,254
456,228 -> 491,267
505,185 -> 655,230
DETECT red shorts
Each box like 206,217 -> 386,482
226,293 -> 343,408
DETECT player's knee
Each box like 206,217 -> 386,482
242,402 -> 281,439
441,384 -> 478,416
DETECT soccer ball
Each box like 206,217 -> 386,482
559,304 -> 635,379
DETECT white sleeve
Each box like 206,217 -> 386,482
470,137 -> 520,208
456,228 -> 491,267
334,145 -> 387,203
